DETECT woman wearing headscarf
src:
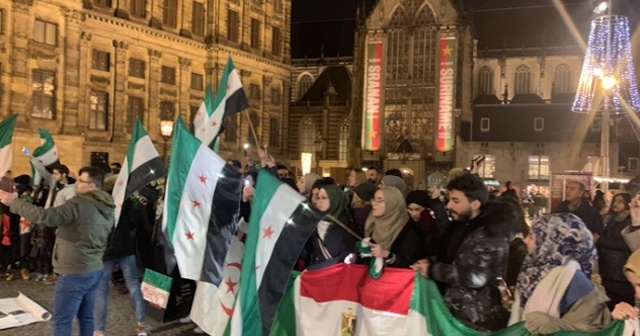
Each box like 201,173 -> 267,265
598,192 -> 634,310
304,184 -> 356,270
366,187 -> 428,268
297,173 -> 321,199
509,213 -> 610,334
379,175 -> 406,194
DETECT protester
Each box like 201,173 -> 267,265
509,213 -> 610,334
350,183 -> 376,236
366,187 -> 429,268
296,172 -> 321,199
0,166 -> 114,336
499,195 -> 529,290
621,193 -> 640,252
611,249 -> 640,320
552,180 -> 603,238
379,175 -> 406,194
598,192 -> 634,310
405,190 -> 439,256
365,167 -> 381,185
346,168 -> 367,188
412,173 -> 515,332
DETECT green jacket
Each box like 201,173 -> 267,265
10,189 -> 115,275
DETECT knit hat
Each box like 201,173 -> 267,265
354,183 -> 377,202
381,175 -> 406,193
624,250 -> 640,275
406,190 -> 430,208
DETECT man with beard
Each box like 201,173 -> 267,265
412,173 -> 515,332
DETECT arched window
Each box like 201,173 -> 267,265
514,64 -> 531,94
478,67 -> 494,95
386,6 -> 411,86
299,117 -> 316,153
297,74 -> 313,99
553,64 -> 572,94
412,6 -> 436,85
338,118 -> 349,162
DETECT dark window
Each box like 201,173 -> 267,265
224,116 -> 237,143
160,101 -> 175,120
34,19 -> 57,46
271,26 -> 281,56
269,117 -> 279,147
163,0 -> 178,28
271,88 -> 280,104
90,152 -> 109,168
191,73 -> 203,90
189,105 -> 199,133
250,19 -> 260,49
89,91 -> 108,130
32,70 -> 56,119
91,50 -> 110,72
129,58 -> 146,78
130,0 -> 146,17
127,96 -> 144,131
249,112 -> 260,133
192,2 -> 205,36
480,117 -> 490,132
161,66 -> 176,85
274,0 -> 282,13
249,84 -> 260,99
534,117 -> 544,132
0,9 -> 5,34
227,10 -> 238,42
95,0 -> 112,7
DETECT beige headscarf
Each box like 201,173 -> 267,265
299,173 -> 321,196
364,186 -> 409,250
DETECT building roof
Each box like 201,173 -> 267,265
298,66 -> 353,102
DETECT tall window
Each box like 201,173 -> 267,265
297,74 -> 313,99
224,116 -> 237,143
338,118 -> 349,161
189,105 -> 199,133
514,64 -> 531,94
130,0 -> 146,17
127,96 -> 144,131
250,19 -> 260,49
91,50 -> 110,72
192,2 -> 205,36
163,0 -> 178,28
32,70 -> 56,119
191,73 -> 203,90
528,155 -> 550,180
161,66 -> 176,85
270,88 -> 281,105
227,10 -> 239,42
411,7 -> 437,85
89,91 -> 108,130
386,8 -> 410,86
478,67 -> 494,95
34,19 -> 57,46
160,101 -> 175,120
0,9 -> 5,34
129,58 -> 146,78
299,117 -> 316,153
553,64 -> 571,94
249,84 -> 260,99
269,117 -> 279,148
249,112 -> 260,133
271,26 -> 281,56
475,154 -> 495,178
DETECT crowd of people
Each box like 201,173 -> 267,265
1,148 -> 640,335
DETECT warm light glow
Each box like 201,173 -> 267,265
601,75 -> 617,90
301,152 -> 312,175
594,2 -> 608,15
243,143 -> 249,150
160,120 -> 174,137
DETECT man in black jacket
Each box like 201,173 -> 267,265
552,180 -> 604,238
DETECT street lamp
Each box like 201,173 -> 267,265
160,120 -> 174,163
314,135 -> 324,174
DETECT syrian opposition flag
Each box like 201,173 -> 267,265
162,117 -> 242,284
30,128 -> 60,186
112,118 -> 166,226
278,263 -> 638,336
193,57 -> 249,148
228,170 -> 321,336
0,114 -> 17,178
191,235 -> 244,336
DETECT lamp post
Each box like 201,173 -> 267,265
314,135 -> 324,175
160,120 -> 174,163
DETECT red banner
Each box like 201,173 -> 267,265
437,37 -> 457,152
362,40 -> 383,151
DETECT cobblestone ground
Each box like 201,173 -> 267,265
0,275 -> 201,336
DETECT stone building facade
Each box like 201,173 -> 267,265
1,0 -> 292,175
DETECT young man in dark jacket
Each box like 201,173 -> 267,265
0,166 -> 114,336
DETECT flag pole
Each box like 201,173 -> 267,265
325,214 -> 364,241
244,110 -> 261,149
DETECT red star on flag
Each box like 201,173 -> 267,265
225,277 -> 238,294
198,175 -> 208,183
186,231 -> 195,240
192,200 -> 201,207
53,151 -> 58,156
263,226 -> 275,239
201,128 -> 205,132
211,121 -> 217,127
117,181 -> 125,186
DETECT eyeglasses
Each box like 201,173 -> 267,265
77,179 -> 94,185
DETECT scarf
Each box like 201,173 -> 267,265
300,173 -> 321,196
364,186 -> 409,250
516,213 -> 595,308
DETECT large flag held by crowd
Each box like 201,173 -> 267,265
162,117 -> 242,284
111,118 -> 166,226
193,57 -> 249,149
30,128 -> 60,186
0,114 -> 17,178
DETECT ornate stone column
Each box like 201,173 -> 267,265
77,31 -> 92,132
112,40 -> 129,140
147,49 -> 162,140
178,57 -> 191,120
60,8 -> 85,135
8,0 -> 33,122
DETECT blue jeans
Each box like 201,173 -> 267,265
52,270 -> 102,336
94,255 -> 146,332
